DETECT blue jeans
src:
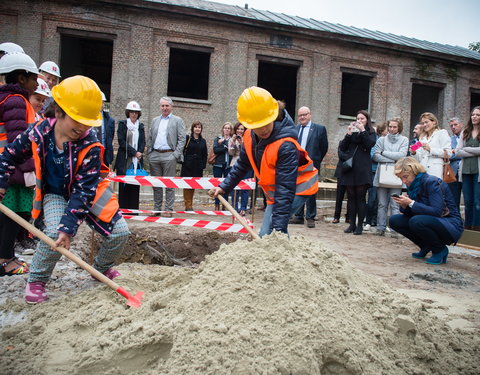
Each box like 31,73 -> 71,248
259,195 -> 308,237
231,170 -> 253,212
447,180 -> 462,211
376,187 -> 401,231
365,186 -> 378,226
389,214 -> 454,254
294,193 -> 317,220
461,173 -> 480,226
213,165 -> 231,206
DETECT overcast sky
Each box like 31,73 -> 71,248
211,0 -> 478,48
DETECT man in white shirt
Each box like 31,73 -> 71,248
148,97 -> 186,216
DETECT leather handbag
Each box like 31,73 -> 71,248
207,149 -> 217,165
378,164 -> 402,188
442,150 -> 456,183
341,146 -> 358,173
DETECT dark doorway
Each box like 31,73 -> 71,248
409,83 -> 442,138
471,90 -> 480,111
60,35 -> 113,100
258,61 -> 298,119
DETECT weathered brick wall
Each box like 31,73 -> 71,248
1,0 -> 479,177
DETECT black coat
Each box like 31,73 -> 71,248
180,135 -> 208,177
114,120 -> 146,175
338,130 -> 376,186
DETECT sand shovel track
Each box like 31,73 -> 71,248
0,203 -> 144,308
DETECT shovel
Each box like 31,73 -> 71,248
0,203 -> 144,308
217,194 -> 260,240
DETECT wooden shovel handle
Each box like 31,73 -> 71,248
0,203 -> 121,291
217,194 -> 260,240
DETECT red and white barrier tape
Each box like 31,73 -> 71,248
120,208 -> 232,216
123,215 -> 253,233
109,176 -> 256,190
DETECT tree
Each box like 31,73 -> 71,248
468,42 -> 480,52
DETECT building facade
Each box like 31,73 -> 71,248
1,0 -> 479,173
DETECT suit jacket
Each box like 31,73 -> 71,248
148,114 -> 186,163
296,122 -> 328,170
450,135 -> 461,176
102,111 -> 115,166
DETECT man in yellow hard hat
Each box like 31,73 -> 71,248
209,86 -> 318,237
0,75 -> 130,304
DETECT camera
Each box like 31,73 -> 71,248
391,193 -> 400,198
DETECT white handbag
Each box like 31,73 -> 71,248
378,164 -> 402,188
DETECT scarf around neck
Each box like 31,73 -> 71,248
407,172 -> 425,200
126,118 -> 139,150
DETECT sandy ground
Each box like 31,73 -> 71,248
0,205 -> 479,374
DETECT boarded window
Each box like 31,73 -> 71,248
167,47 -> 210,100
340,72 -> 371,116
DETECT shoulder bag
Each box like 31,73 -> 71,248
378,164 -> 402,188
341,145 -> 358,173
442,149 -> 456,183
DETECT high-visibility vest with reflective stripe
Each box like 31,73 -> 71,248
31,137 -> 119,223
0,94 -> 36,153
243,131 -> 318,204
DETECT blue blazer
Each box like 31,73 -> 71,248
296,122 -> 328,170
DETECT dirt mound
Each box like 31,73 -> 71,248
1,233 -> 479,374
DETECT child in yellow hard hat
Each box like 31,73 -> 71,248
0,75 -> 130,304
209,87 -> 318,237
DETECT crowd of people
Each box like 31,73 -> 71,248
0,40 -> 478,304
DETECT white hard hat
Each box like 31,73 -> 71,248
126,101 -> 141,111
39,60 -> 61,78
35,77 -> 51,97
100,91 -> 106,101
0,52 -> 39,74
0,42 -> 25,54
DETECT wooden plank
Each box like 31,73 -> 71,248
457,229 -> 480,252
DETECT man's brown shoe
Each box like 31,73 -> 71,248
307,219 -> 315,228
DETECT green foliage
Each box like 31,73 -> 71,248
468,42 -> 480,52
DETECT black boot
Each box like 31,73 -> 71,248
344,224 -> 356,233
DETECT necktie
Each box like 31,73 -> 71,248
298,125 -> 305,144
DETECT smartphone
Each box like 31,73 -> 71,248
391,194 -> 400,198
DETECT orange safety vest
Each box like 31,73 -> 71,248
243,131 -> 318,204
0,94 -> 36,153
31,136 -> 119,223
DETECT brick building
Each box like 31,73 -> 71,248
1,0 -> 479,173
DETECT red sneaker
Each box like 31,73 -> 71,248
25,281 -> 48,304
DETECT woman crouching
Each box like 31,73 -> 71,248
390,157 -> 463,264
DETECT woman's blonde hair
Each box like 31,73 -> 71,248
419,112 -> 439,129
221,121 -> 233,134
394,157 -> 426,176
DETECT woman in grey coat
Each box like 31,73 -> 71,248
372,118 -> 409,236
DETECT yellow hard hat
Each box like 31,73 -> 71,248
51,75 -> 102,127
237,86 -> 279,129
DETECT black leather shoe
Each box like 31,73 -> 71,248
344,225 -> 356,233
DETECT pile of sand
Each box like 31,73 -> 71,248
1,233 -> 478,374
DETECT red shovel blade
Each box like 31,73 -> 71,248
117,287 -> 144,308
